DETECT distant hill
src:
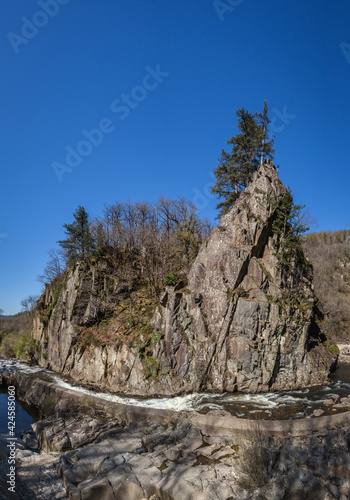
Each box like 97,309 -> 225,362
0,311 -> 29,331
302,230 -> 350,342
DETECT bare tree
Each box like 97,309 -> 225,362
294,207 -> 318,234
37,249 -> 64,285
20,295 -> 39,321
91,196 -> 212,298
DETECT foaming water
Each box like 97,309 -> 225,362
1,358 -> 350,419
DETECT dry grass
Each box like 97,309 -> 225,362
236,418 -> 271,491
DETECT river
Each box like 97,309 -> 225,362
1,358 -> 350,420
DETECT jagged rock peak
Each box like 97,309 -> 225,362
155,160 -> 336,393
33,161 -> 337,395
188,160 -> 286,333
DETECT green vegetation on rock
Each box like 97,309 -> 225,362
211,100 -> 275,217
163,272 -> 178,287
13,331 -> 39,360
272,190 -> 310,272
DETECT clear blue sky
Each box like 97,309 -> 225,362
1,0 -> 350,314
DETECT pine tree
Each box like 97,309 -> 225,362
257,99 -> 274,166
58,206 -> 94,266
211,101 -> 275,217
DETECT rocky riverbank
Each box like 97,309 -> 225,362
1,371 -> 350,499
337,344 -> 350,364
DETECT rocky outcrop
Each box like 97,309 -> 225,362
154,162 -> 337,393
4,372 -> 350,500
33,161 -> 337,395
53,420 -> 350,500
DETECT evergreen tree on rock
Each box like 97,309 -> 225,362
58,206 -> 94,266
211,100 -> 275,217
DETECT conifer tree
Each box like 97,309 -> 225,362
211,100 -> 275,217
58,206 -> 94,266
258,99 -> 274,166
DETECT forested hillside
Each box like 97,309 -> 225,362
302,230 -> 350,342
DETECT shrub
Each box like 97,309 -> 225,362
13,331 -> 38,360
237,418 -> 270,491
151,331 -> 164,345
163,272 -> 178,287
52,281 -> 62,308
0,332 -> 20,358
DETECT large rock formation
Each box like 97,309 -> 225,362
33,161 -> 337,395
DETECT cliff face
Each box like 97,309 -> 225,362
33,162 -> 337,395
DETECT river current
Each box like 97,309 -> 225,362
1,358 -> 350,420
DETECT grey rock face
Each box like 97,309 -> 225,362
33,161 -> 336,395
153,161 -> 336,393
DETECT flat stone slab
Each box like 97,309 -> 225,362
17,452 -> 68,499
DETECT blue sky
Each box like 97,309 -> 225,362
1,0 -> 350,314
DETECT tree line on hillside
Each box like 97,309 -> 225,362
302,230 -> 350,341
39,198 -> 212,298
0,298 -> 39,360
